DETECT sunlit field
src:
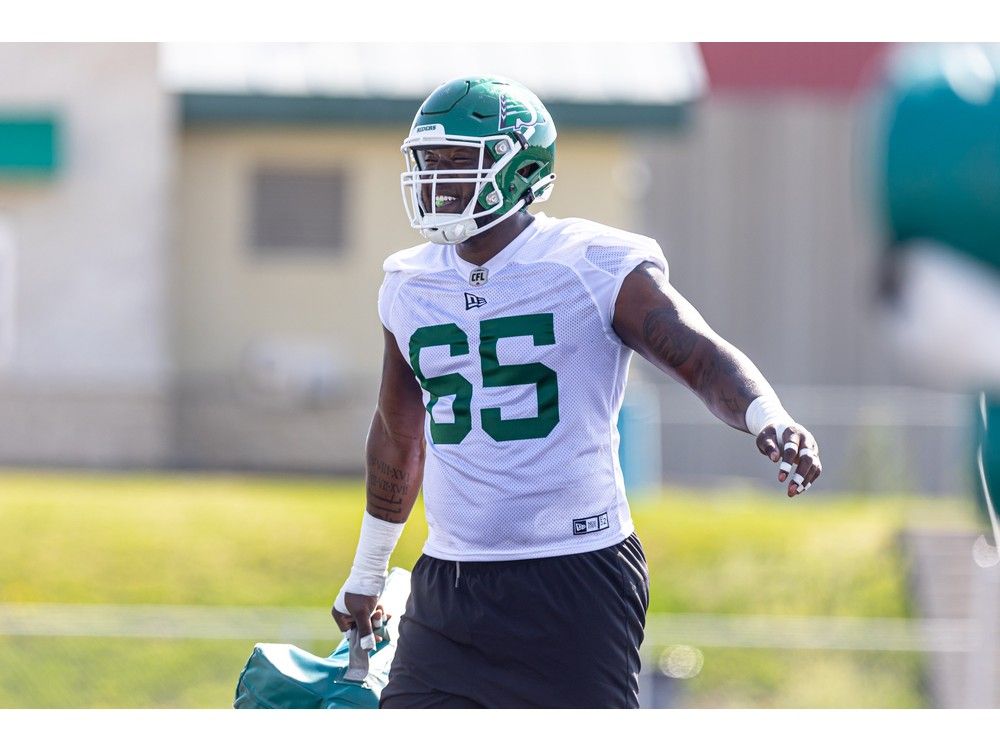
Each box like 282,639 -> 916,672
0,471 -> 977,707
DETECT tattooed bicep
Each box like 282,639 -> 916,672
642,304 -> 699,369
615,263 -> 709,370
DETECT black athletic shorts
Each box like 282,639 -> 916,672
379,533 -> 649,709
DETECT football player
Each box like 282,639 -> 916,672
331,76 -> 823,708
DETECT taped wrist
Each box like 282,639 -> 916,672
337,511 -> 404,607
745,393 -> 794,438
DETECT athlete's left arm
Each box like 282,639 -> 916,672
612,261 -> 822,496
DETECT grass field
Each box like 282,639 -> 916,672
0,470 -> 979,708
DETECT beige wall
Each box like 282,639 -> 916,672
176,127 -> 407,377
173,125 -> 636,470
545,133 -> 636,230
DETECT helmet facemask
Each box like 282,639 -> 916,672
400,127 -> 553,245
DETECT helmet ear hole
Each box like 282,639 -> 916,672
517,162 -> 541,179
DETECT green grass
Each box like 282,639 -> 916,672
0,472 -> 427,606
0,471 -> 978,707
632,488 -> 972,617
631,488 -> 974,708
0,636 -> 264,708
679,648 -> 928,708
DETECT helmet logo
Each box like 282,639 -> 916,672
498,93 -> 540,133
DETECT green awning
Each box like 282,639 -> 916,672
0,115 -> 59,177
180,92 -> 691,131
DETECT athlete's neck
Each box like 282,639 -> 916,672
456,211 -> 535,266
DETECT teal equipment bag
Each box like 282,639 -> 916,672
234,567 -> 410,709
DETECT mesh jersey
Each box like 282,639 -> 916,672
379,213 -> 668,561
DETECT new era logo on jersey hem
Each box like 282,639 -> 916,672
572,512 -> 609,536
464,292 -> 486,310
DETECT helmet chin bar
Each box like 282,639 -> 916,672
417,199 -> 527,245
418,213 -> 478,244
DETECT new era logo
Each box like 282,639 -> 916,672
464,292 -> 486,310
572,512 -> 610,536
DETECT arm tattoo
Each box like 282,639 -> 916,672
642,306 -> 699,369
692,351 -> 754,425
620,265 -> 770,434
641,305 -> 760,432
366,457 -> 410,521
692,352 -> 718,393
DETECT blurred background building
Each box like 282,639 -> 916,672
0,44 -> 174,468
0,42 -> 972,493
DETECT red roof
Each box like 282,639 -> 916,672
699,43 -> 890,95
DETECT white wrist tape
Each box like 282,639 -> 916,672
334,511 -> 404,614
745,393 -> 794,439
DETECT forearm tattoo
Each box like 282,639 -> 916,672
691,350 -> 754,425
366,457 -> 411,521
641,305 -> 762,431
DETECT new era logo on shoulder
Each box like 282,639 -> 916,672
464,292 -> 486,310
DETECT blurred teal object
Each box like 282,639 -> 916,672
234,568 -> 410,709
977,394 -> 1000,524
617,382 -> 661,496
0,115 -> 59,177
875,44 -> 1000,271
871,45 -> 1000,519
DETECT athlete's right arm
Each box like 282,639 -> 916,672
365,326 -> 427,524
331,326 -> 426,644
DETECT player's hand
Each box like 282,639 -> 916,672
331,591 -> 388,649
755,423 -> 822,497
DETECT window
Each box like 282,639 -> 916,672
250,168 -> 347,256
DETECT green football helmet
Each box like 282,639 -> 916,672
400,75 -> 557,244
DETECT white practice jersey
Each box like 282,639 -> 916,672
379,213 -> 668,561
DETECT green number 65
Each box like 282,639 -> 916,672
408,313 -> 560,444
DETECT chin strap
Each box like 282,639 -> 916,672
420,199 -> 527,245
419,214 -> 478,244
